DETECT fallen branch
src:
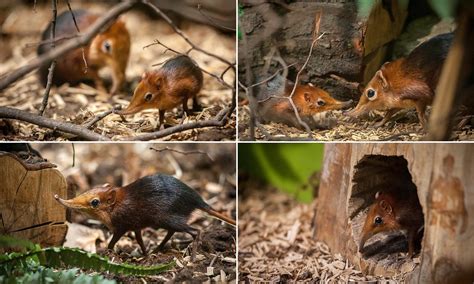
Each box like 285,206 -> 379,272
0,0 -> 137,91
0,106 -> 110,141
124,107 -> 229,141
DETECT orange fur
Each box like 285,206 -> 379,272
346,33 -> 453,128
38,11 -> 130,95
258,80 -> 352,129
120,55 -> 203,128
55,184 -> 120,231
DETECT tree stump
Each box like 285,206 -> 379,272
0,152 -> 67,247
239,0 -> 408,100
315,143 -> 474,283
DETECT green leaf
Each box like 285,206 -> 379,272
1,245 -> 174,278
239,143 -> 324,202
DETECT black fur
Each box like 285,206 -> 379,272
161,55 -> 203,87
110,174 -> 209,234
399,33 -> 453,102
403,33 -> 453,88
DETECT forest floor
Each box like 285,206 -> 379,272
34,143 -> 237,282
238,177 -> 414,282
238,104 -> 474,141
0,2 -> 235,141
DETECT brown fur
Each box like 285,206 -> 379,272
346,33 -> 453,128
258,80 -> 352,129
120,55 -> 203,128
38,10 -> 130,95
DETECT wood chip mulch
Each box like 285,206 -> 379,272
238,184 -> 407,282
238,104 -> 474,141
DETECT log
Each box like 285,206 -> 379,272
315,143 -> 474,283
0,152 -> 67,247
239,0 -> 408,100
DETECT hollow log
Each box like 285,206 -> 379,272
315,143 -> 474,283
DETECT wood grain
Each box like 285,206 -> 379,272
0,154 -> 67,247
315,144 -> 474,282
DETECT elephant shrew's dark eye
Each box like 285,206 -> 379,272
367,89 -> 376,100
144,93 -> 153,102
374,216 -> 383,225
102,40 -> 112,53
90,198 -> 100,208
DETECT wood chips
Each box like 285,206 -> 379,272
238,105 -> 474,141
239,186 -> 407,282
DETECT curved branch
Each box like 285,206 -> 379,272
124,108 -> 230,141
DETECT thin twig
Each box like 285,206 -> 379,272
286,32 -> 325,135
38,0 -> 58,116
66,0 -> 80,32
66,0 -> 88,73
220,63 -> 234,80
165,153 -> 182,179
247,63 -> 297,90
124,107 -> 229,141
0,106 -> 110,141
83,105 -> 122,129
71,143 -> 75,167
148,39 -> 234,90
0,0 -> 137,91
197,3 -> 236,31
150,146 -> 214,161
240,23 -> 256,140
143,0 -> 234,67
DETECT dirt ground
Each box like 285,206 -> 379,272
29,143 -> 237,282
0,2 -> 235,141
238,178 -> 413,282
238,104 -> 474,141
